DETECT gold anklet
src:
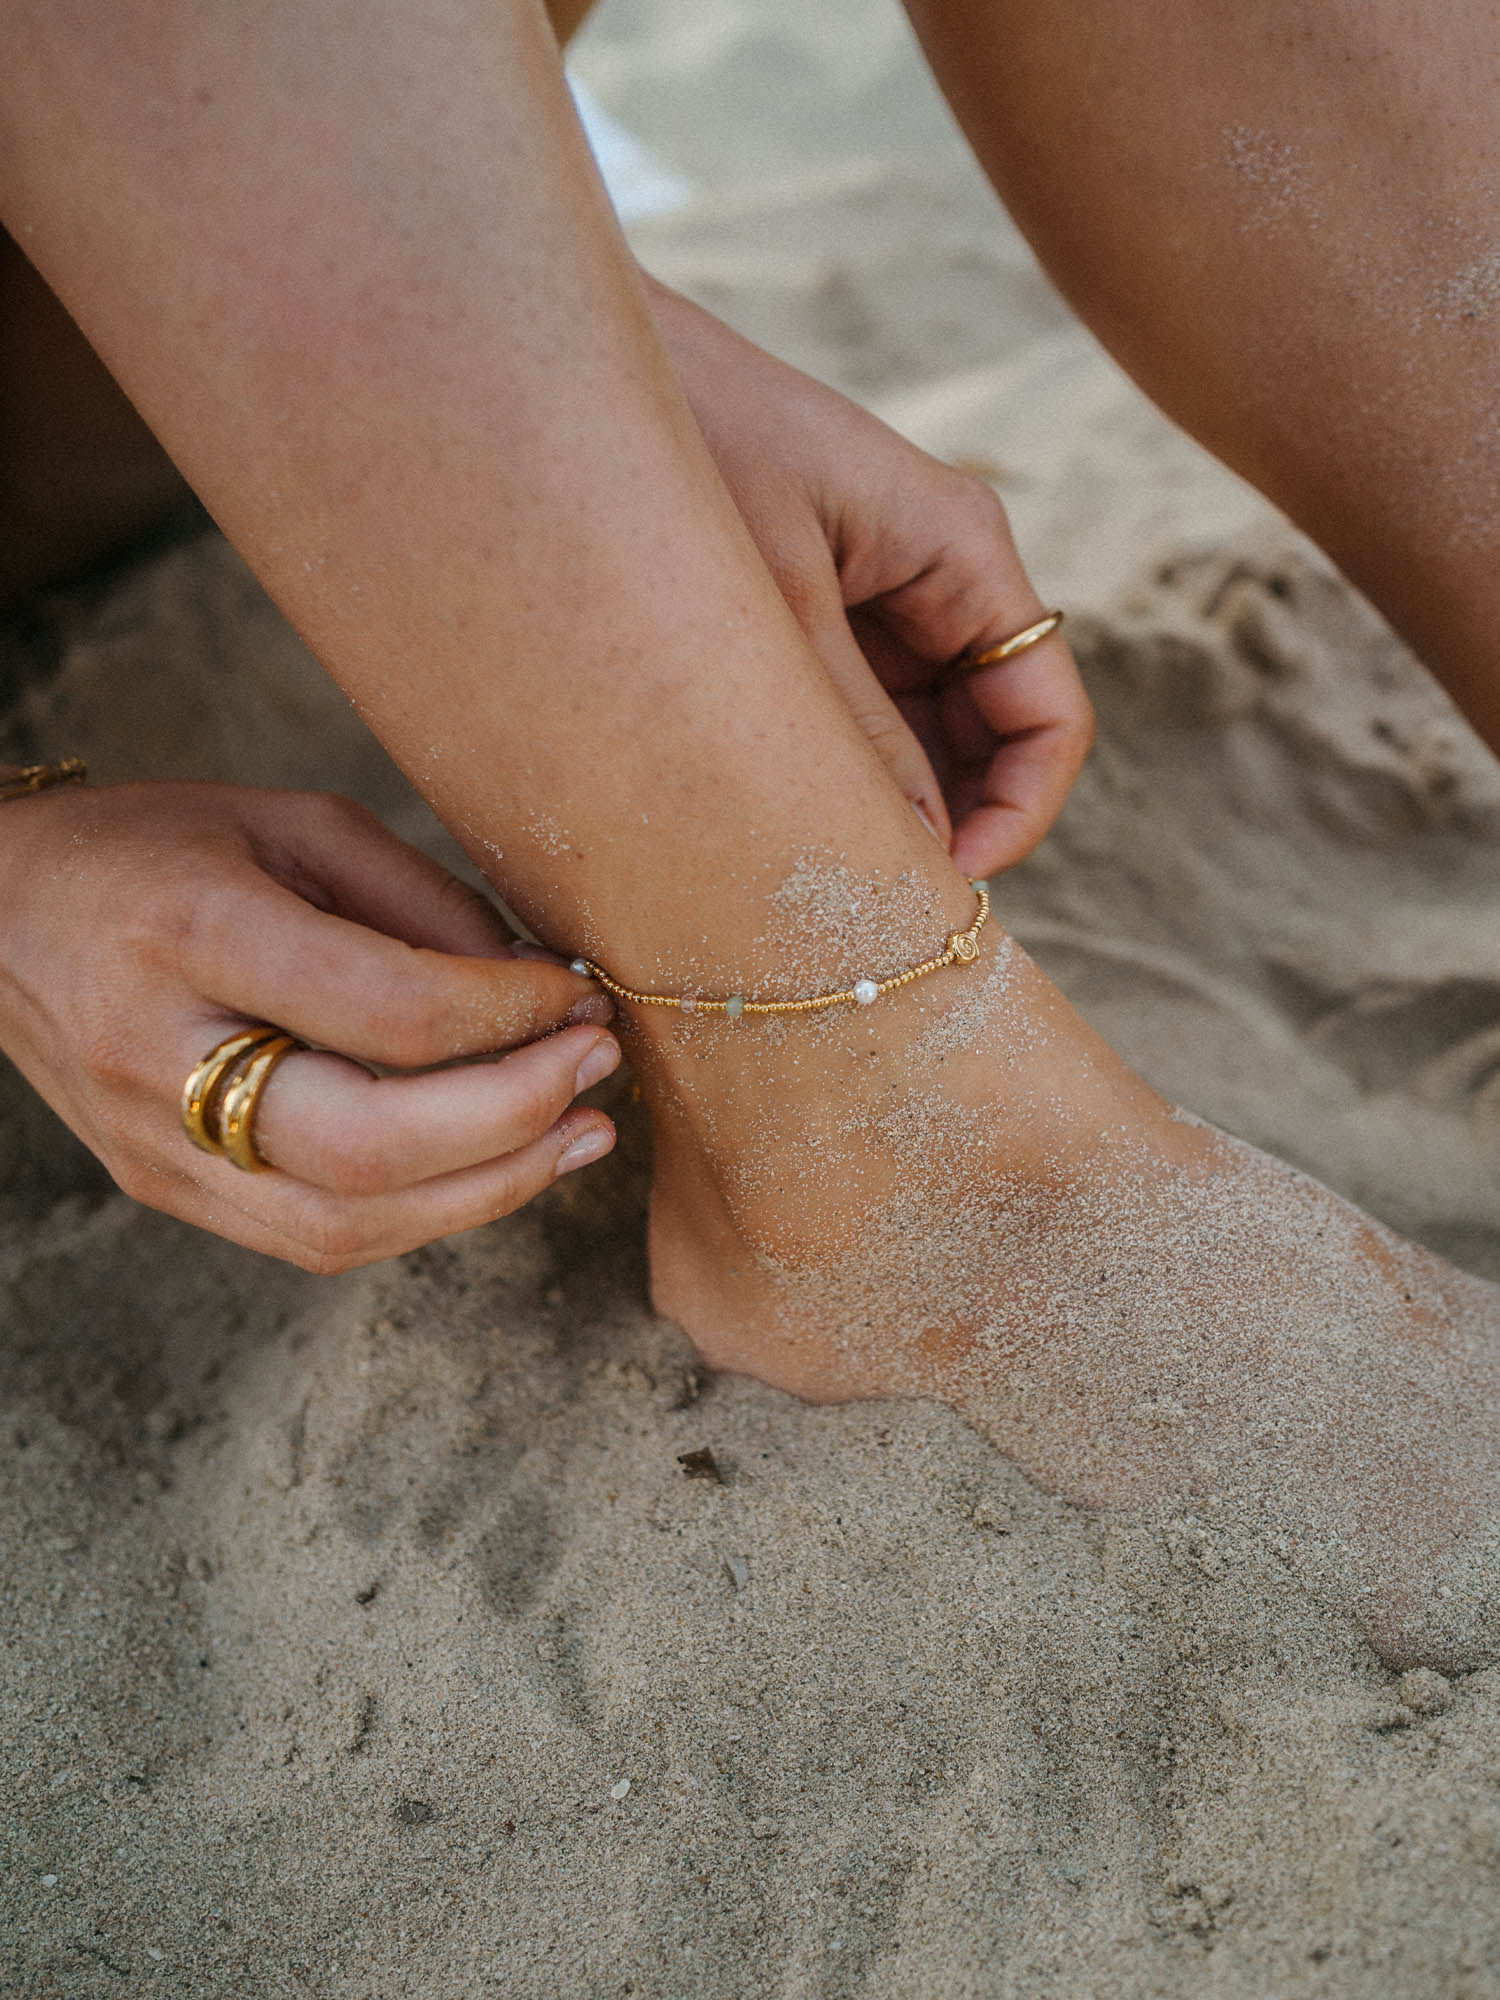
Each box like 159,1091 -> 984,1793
570,883 -> 990,1019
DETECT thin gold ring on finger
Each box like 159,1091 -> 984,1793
218,1034 -> 301,1174
181,1028 -> 281,1156
958,608 -> 1066,675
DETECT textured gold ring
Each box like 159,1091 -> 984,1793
959,609 -> 1065,674
217,1034 -> 300,1173
181,1029 -> 281,1156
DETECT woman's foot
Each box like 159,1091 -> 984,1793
641,868 -> 1500,1671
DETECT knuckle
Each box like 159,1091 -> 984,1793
486,1163 -> 545,1224
114,872 -> 202,977
288,1243 -> 347,1276
109,1154 -> 159,1208
930,488 -> 1027,611
168,872 -> 245,981
74,1016 -> 146,1096
505,1051 -> 576,1142
297,1244 -> 359,1277
965,476 -> 1014,537
927,471 -> 1015,562
953,472 -> 1012,537
307,789 -> 379,838
321,1124 -> 402,1197
363,983 -> 452,1068
292,1206 -> 373,1276
431,868 -> 496,928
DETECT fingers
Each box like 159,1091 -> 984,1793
832,476 -> 1095,872
865,610 -> 1093,875
848,478 -> 1042,678
6,781 -> 622,1276
147,1101 -> 617,1275
249,1023 -> 620,1192
947,723 -> 1095,877
794,567 -> 954,850
120,1015 -> 621,1274
247,789 -> 522,957
943,632 -> 1097,876
182,869 -> 609,1066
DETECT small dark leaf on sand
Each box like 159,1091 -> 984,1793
677,1447 -> 723,1483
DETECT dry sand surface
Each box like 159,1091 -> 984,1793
5,1 -> 1500,1994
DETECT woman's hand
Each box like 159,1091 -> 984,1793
0,782 -> 620,1271
647,275 -> 1094,876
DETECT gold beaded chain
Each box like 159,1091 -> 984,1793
570,883 -> 990,1019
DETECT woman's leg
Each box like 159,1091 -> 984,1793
906,0 -> 1500,752
3,0 -> 954,972
0,1 -> 586,607
3,0 -> 1496,1668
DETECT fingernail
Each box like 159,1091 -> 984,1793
556,1125 -> 614,1177
574,1037 -> 621,1093
911,797 -> 945,844
510,940 -> 568,965
567,991 -> 615,1027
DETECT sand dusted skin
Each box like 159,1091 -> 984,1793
5,0 -> 1500,1994
647,868 -> 1500,1677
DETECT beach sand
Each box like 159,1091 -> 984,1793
5,1 -> 1500,1993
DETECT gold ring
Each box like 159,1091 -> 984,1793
959,608 -> 1066,674
218,1034 -> 300,1173
181,1028 -> 281,1156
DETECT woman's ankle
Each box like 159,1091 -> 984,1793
639,925 -> 1187,1378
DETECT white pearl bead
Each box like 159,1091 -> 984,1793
853,978 -> 879,1006
569,959 -> 590,977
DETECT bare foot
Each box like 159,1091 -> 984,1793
639,875 -> 1500,1672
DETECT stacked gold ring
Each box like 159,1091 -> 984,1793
181,1028 -> 301,1173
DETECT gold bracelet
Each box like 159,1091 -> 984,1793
0,757 -> 87,804
570,883 -> 990,1019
